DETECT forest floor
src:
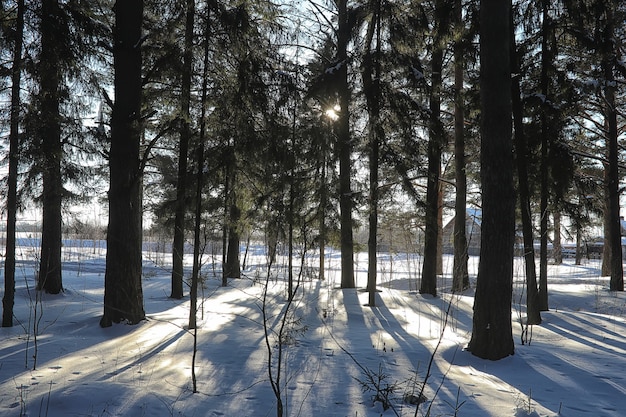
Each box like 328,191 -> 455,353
1,240 -> 625,417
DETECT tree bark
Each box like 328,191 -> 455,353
101,0 -> 146,327
510,11 -> 541,325
188,0 -> 201,332
171,0 -> 196,300
420,0 -> 446,297
224,194 -> 241,280
603,3 -> 623,291
38,0 -> 64,294
337,0 -> 355,289
363,0 -> 382,306
452,0 -> 469,292
538,0 -> 550,311
3,0 -> 25,328
553,211 -> 562,265
319,138 -> 327,281
467,0 -> 515,360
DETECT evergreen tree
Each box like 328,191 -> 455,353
336,0 -> 355,289
562,0 -> 624,291
451,0 -> 470,293
467,0 -> 515,360
101,0 -> 146,327
36,0 -> 65,294
2,0 -> 25,327
420,0 -> 452,297
510,4 -> 541,326
171,0 -> 196,300
363,0 -> 383,306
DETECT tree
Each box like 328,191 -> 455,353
37,0 -> 64,294
363,0 -> 383,306
600,2 -> 624,292
336,0 -> 355,289
101,0 -> 146,327
510,5 -> 541,326
452,0 -> 470,293
421,0 -> 450,297
563,0 -> 624,291
171,0 -> 196,300
537,0 -> 555,310
467,0 -> 515,360
2,0 -> 25,327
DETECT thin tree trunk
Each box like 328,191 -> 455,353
337,0 -> 354,289
171,0 -> 196,300
319,142 -> 327,281
363,0 -> 382,306
420,0 -> 445,297
510,10 -> 541,325
222,165 -> 230,286
452,0 -> 469,292
538,0 -> 550,311
602,166 -> 611,275
437,183 -> 444,275
468,0 -> 515,360
225,191 -> 241,280
603,3 -> 623,291
101,0 -> 145,327
575,223 -> 582,266
38,0 -> 63,294
187,0 -> 200,332
553,211 -> 562,265
2,0 -> 25,328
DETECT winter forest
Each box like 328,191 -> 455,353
1,0 -> 626,416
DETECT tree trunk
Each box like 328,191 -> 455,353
575,223 -> 582,266
38,0 -> 63,294
188,0 -> 201,332
602,170 -> 611,276
2,0 -> 25,328
225,196 -> 241,280
288,177 -> 295,301
538,0 -> 551,311
467,0 -> 515,360
363,0 -> 382,306
510,12 -> 541,325
553,211 -> 562,265
171,0 -> 196,300
452,0 -> 469,292
221,164 -> 230,286
337,0 -> 355,289
101,0 -> 146,327
319,141 -> 327,281
420,0 -> 445,297
603,3 -> 623,291
437,183 -> 444,275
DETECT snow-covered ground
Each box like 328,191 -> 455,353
1,240 -> 625,417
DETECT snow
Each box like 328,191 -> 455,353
2,241 -> 626,417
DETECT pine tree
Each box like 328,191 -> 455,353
363,0 -> 383,306
510,4 -> 541,326
562,0 -> 624,291
467,0 -> 515,360
2,0 -> 25,327
420,0 -> 452,297
171,0 -> 196,300
336,0 -> 355,289
101,0 -> 146,327
451,0 -> 470,293
37,0 -> 64,294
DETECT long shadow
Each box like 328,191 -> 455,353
438,304 -> 626,416
300,284 -> 491,416
368,291 -> 495,416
